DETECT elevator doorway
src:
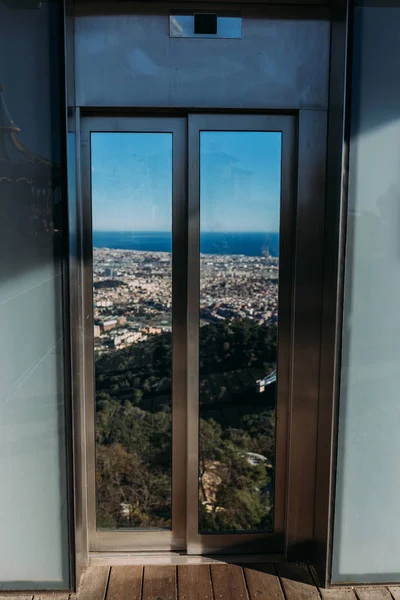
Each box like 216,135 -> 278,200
72,3 -> 330,560
82,114 -> 295,554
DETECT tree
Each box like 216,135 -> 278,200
94,318 -> 277,532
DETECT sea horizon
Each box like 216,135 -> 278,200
93,230 -> 280,257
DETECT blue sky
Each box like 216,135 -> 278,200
91,131 -> 281,232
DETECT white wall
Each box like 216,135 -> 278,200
0,2 -> 70,590
332,6 -> 400,584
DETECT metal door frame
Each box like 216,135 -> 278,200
79,109 -> 327,559
81,116 -> 188,552
80,112 -> 297,555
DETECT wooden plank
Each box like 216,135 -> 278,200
178,565 -> 213,600
244,563 -> 284,600
389,588 -> 400,600
356,589 -> 392,600
142,565 -> 177,600
320,589 -> 357,600
211,564 -> 248,600
277,563 -> 320,600
75,565 -> 110,600
106,566 -> 143,600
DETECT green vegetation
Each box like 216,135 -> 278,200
198,413 -> 275,533
94,319 -> 277,532
94,279 -> 126,289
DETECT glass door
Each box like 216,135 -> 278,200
187,115 -> 294,554
81,117 -> 187,552
81,114 -> 295,555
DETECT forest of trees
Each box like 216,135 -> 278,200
95,318 -> 277,533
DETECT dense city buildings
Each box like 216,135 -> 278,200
93,245 -> 279,533
93,247 -> 279,353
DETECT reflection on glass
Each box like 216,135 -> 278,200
91,133 -> 173,530
198,131 -> 282,534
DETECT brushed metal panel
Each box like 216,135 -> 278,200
286,109 -> 328,561
66,0 -> 75,108
74,10 -> 330,109
313,0 -> 350,587
68,111 -> 89,588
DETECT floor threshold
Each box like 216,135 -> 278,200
89,551 -> 284,566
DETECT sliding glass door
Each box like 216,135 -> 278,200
187,115 -> 294,554
82,118 -> 187,552
81,114 -> 295,554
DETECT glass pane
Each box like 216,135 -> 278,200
198,131 -> 281,534
91,132 -> 173,531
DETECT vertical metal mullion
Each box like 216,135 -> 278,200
71,107 -> 89,582
274,116 -> 296,556
80,119 -> 97,547
186,115 -> 201,553
171,119 -> 188,550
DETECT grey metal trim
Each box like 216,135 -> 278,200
66,1 -> 89,587
285,109 -> 328,562
81,116 -> 187,553
89,552 -> 284,565
61,0 -> 76,589
316,0 -> 351,588
69,107 -> 90,585
186,114 -> 295,556
65,0 -> 75,109
74,2 -> 331,18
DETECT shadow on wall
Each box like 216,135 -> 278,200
0,0 -> 70,591
0,85 -> 64,285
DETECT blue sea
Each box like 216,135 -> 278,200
93,231 -> 279,258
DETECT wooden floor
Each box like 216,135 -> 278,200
3,563 -> 400,600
